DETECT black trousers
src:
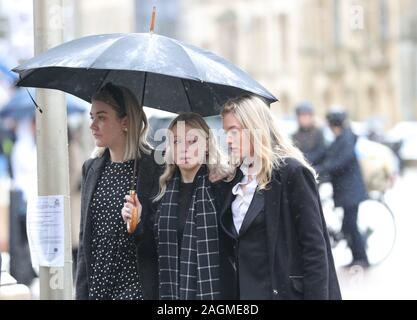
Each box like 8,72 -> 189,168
342,204 -> 368,262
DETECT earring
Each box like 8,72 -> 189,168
123,128 -> 128,132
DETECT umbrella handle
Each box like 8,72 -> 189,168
127,190 -> 139,234
150,6 -> 156,33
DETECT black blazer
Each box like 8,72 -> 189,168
214,158 -> 342,300
75,149 -> 161,300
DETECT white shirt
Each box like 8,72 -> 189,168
231,175 -> 258,233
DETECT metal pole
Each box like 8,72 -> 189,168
33,0 -> 73,300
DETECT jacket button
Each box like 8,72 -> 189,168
273,289 -> 278,296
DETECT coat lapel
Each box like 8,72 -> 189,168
219,186 -> 238,239
238,190 -> 265,236
82,150 -> 109,269
219,170 -> 243,240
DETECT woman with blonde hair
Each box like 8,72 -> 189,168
122,112 -> 231,300
218,94 -> 341,300
76,83 -> 160,300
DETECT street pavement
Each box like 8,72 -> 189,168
336,167 -> 417,299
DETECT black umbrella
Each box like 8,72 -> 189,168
12,29 -> 278,234
13,32 -> 277,117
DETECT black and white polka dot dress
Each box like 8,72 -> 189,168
89,159 -> 143,300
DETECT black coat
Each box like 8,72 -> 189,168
316,128 -> 368,208
214,158 -> 341,300
75,149 -> 160,300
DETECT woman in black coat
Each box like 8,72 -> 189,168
216,95 -> 341,300
75,83 -> 159,300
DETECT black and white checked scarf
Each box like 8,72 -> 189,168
155,166 -> 221,300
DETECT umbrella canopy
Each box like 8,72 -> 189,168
13,33 -> 277,117
0,88 -> 88,120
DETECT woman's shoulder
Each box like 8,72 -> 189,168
275,157 -> 304,175
138,149 -> 154,163
273,158 -> 315,184
139,149 -> 163,172
82,156 -> 99,172
83,156 -> 96,166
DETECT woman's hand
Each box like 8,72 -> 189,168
122,193 -> 142,226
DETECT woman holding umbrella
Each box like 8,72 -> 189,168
76,83 -> 160,300
122,112 -> 233,300
217,95 -> 341,300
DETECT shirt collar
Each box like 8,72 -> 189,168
232,174 -> 258,196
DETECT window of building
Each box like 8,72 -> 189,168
278,14 -> 288,65
332,0 -> 341,48
250,16 -> 266,71
379,0 -> 389,42
0,15 -> 9,39
217,10 -> 238,63
367,86 -> 377,115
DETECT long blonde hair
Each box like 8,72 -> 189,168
91,83 -> 150,160
154,112 -> 232,202
221,95 -> 317,190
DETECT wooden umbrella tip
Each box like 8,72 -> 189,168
150,6 -> 157,33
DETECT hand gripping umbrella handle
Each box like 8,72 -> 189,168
127,190 -> 139,234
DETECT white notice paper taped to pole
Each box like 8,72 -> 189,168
27,195 -> 64,268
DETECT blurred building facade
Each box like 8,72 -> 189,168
182,0 -> 417,127
0,0 -> 33,64
1,0 -> 416,126
72,0 -> 135,37
0,0 -> 136,57
182,0 -> 296,117
299,0 -> 417,126
73,0 -> 183,38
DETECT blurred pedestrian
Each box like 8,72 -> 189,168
122,112 -> 232,300
0,121 -> 16,178
217,95 -> 341,300
0,119 -> 18,179
292,102 -> 326,166
9,117 -> 37,285
316,108 -> 369,268
75,83 -> 160,300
